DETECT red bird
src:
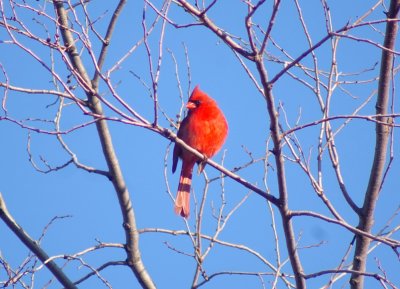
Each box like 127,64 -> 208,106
172,86 -> 228,218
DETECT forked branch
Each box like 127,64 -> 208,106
52,1 -> 156,288
350,1 -> 400,288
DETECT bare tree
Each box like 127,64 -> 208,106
1,0 -> 399,289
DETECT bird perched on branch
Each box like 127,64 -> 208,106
172,85 -> 228,218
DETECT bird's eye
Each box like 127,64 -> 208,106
187,99 -> 201,110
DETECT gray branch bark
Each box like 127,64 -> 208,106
0,193 -> 78,289
53,1 -> 156,288
350,1 -> 400,288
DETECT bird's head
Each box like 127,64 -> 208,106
186,85 -> 216,111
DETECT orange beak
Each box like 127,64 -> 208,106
186,102 -> 196,110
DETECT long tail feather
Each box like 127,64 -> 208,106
174,163 -> 193,218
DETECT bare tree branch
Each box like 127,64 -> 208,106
350,1 -> 400,288
159,126 -> 279,204
0,192 -> 78,289
52,1 -> 156,288
173,0 -> 254,59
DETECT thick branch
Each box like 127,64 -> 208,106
53,1 -> 156,288
257,61 -> 306,288
0,193 -> 78,289
350,1 -> 400,288
159,126 -> 279,205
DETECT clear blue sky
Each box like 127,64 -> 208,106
1,0 -> 399,288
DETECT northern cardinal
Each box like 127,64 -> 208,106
172,85 -> 228,218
